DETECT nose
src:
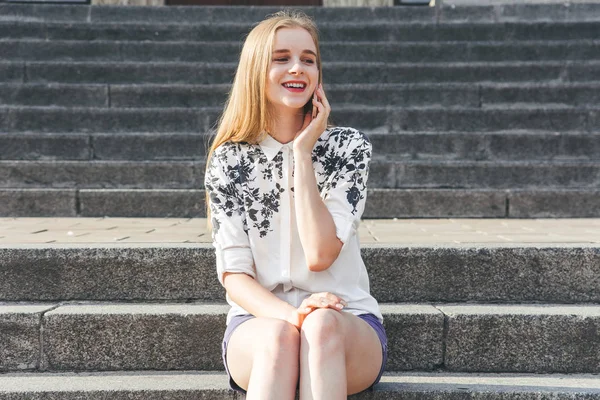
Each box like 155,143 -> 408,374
288,58 -> 304,75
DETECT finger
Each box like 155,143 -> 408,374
298,300 -> 314,314
317,87 -> 331,115
322,292 -> 348,308
307,296 -> 343,311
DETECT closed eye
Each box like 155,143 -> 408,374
274,58 -> 315,64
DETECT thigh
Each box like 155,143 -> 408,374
226,316 -> 300,391
340,312 -> 384,395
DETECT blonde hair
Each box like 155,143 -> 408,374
205,9 -> 331,219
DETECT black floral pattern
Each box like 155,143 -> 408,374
205,127 -> 371,239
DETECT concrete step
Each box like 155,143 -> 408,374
2,2 -> 600,23
3,131 -> 599,162
1,187 -> 598,218
3,60 -> 600,85
1,240 -> 599,302
3,83 -> 600,109
2,302 -> 600,373
1,159 -> 599,190
1,188 -> 599,218
2,371 -> 600,399
3,39 -> 600,64
0,106 -> 598,133
3,20 -> 600,42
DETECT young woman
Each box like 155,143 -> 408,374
204,10 -> 387,399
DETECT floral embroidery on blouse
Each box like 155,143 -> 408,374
205,127 -> 371,239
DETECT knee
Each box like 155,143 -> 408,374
259,319 -> 300,358
301,309 -> 344,353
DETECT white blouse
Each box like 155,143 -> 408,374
205,126 -> 383,325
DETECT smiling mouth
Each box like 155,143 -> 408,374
282,84 -> 307,92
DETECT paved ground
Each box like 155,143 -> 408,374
0,218 -> 598,245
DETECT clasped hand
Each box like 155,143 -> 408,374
290,292 -> 348,330
293,83 -> 331,155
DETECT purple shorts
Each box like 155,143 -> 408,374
221,312 -> 387,394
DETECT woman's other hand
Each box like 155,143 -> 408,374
293,83 -> 331,155
289,292 -> 347,329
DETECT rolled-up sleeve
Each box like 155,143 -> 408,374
205,145 -> 255,286
322,131 -> 372,244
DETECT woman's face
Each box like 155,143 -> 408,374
266,27 -> 319,115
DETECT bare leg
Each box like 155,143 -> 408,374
226,317 -> 300,400
299,309 -> 383,400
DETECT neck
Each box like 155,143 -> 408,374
268,105 -> 305,144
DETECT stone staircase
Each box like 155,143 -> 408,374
1,1 -> 600,398
1,217 -> 600,397
1,1 -> 599,218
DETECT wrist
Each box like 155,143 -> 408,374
292,147 -> 313,162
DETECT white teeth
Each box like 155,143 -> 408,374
283,83 -> 305,88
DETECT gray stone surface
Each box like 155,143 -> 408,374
8,41 -> 600,64
0,247 -> 221,301
0,190 -> 76,217
3,107 -> 213,133
0,161 -> 204,189
2,372 -> 600,399
0,62 -> 24,84
498,3 -> 600,22
39,304 -> 442,372
440,304 -> 600,373
89,5 -> 437,24
370,131 -> 600,161
26,61 -> 237,85
568,61 -> 600,81
2,246 -> 599,303
4,20 -> 600,43
363,189 -> 506,218
439,5 -> 497,22
109,84 -> 229,109
0,134 -> 90,161
91,133 -> 210,161
42,304 -> 227,371
109,83 -> 480,109
22,60 -> 583,85
1,187 -> 597,218
509,190 -> 600,217
365,247 -> 600,303
1,105 -> 595,138
394,108 -> 591,132
0,305 -> 56,371
79,189 -> 206,217
486,132 -> 600,161
0,4 -> 89,22
382,305 -> 445,371
1,41 -> 121,63
481,83 -> 600,107
0,83 -> 107,108
388,161 -> 600,189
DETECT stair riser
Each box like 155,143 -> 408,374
3,62 -> 600,84
3,41 -> 600,64
0,188 -> 598,218
4,133 -> 600,162
0,108 -> 597,133
3,21 -> 600,43
2,161 -> 599,189
4,304 -> 600,373
3,3 -> 600,23
1,248 -> 598,303
3,84 -> 600,108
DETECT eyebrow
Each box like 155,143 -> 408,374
273,49 -> 317,57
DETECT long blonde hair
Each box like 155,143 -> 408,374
205,9 -> 330,219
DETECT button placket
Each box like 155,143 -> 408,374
281,145 -> 292,291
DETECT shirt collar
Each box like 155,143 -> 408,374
259,133 -> 294,161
